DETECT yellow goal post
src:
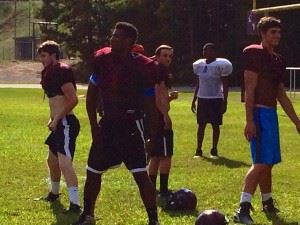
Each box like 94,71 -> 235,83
252,0 -> 300,14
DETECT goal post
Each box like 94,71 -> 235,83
247,1 -> 300,35
252,1 -> 300,14
250,1 -> 300,97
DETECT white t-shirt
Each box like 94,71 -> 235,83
193,58 -> 233,99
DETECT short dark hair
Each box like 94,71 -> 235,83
203,43 -> 216,51
257,16 -> 281,33
155,44 -> 173,56
115,22 -> 138,45
37,40 -> 60,60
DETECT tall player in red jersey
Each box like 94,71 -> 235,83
74,22 -> 169,225
233,17 -> 300,224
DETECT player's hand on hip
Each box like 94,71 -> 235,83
244,121 -> 256,141
48,118 -> 58,131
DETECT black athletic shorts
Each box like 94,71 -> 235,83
149,129 -> 174,157
197,98 -> 223,125
45,115 -> 80,159
145,111 -> 174,157
87,117 -> 147,174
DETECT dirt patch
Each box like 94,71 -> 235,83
0,60 -> 42,84
0,60 -> 78,84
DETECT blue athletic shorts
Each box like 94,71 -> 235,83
250,107 -> 281,165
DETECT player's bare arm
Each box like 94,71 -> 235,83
221,76 -> 229,114
244,70 -> 258,141
155,81 -> 172,130
48,82 -> 78,131
86,82 -> 101,142
191,83 -> 199,113
277,83 -> 300,133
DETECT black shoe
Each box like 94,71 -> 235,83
262,198 -> 280,214
193,149 -> 203,158
44,192 -> 59,202
210,148 -> 218,158
233,202 -> 254,225
157,190 -> 173,208
65,202 -> 81,214
72,213 -> 95,225
148,220 -> 160,225
159,190 -> 173,201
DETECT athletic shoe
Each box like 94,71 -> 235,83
44,192 -> 59,202
159,190 -> 173,201
233,202 -> 254,225
65,202 -> 81,214
157,189 -> 173,208
262,198 -> 280,214
193,149 -> 203,158
210,148 -> 218,158
72,213 -> 95,225
148,220 -> 160,225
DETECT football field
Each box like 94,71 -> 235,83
0,88 -> 299,225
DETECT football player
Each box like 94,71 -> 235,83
191,43 -> 232,158
73,22 -> 167,225
234,16 -> 300,224
146,45 -> 178,199
38,40 -> 80,212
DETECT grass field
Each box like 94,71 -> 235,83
0,89 -> 299,225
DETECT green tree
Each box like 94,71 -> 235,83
37,0 -> 113,63
37,0 -> 300,84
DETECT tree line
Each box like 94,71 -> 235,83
37,0 -> 300,85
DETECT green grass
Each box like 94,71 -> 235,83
0,89 -> 299,225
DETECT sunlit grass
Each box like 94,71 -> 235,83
0,88 -> 299,225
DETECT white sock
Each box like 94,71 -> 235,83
261,192 -> 272,202
68,186 -> 79,205
240,192 -> 252,203
51,181 -> 60,195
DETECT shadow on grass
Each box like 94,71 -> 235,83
50,201 -> 80,225
157,199 -> 198,218
264,213 -> 299,225
201,155 -> 251,168
161,207 -> 199,218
